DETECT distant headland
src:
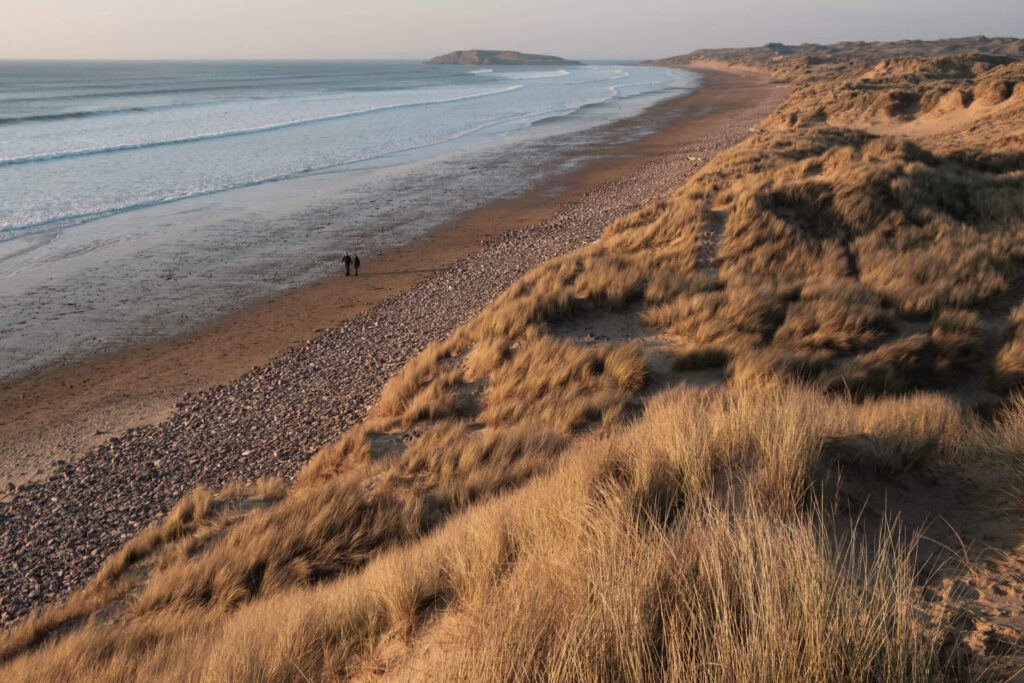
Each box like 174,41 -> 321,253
426,50 -> 582,66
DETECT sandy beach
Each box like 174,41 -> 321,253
0,67 -> 785,624
0,68 -> 781,489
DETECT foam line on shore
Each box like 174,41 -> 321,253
0,85 -> 524,168
0,106 -> 564,241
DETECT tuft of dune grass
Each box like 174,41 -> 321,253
481,333 -> 646,432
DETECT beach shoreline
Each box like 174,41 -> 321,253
0,64 -> 698,383
0,66 -> 785,625
0,68 -> 781,492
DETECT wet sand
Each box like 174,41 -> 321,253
0,68 -> 784,491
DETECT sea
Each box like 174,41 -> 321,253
0,60 -> 699,376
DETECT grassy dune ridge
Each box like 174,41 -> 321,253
3,37 -> 1024,679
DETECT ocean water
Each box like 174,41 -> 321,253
0,60 -> 698,376
0,61 -> 694,241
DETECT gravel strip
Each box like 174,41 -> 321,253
0,92 -> 780,626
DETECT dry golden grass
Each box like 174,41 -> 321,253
5,381 -> 999,680
656,44 -> 1024,143
438,503 -> 933,682
299,425 -> 374,483
627,124 -> 1023,400
370,341 -> 453,422
773,279 -> 895,352
993,301 -> 1024,392
643,281 -> 788,351
0,479 -> 285,665
4,37 -> 1024,681
480,332 -> 645,432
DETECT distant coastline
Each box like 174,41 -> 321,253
426,49 -> 582,65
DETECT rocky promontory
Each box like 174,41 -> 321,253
426,49 -> 581,65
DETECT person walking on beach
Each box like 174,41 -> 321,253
342,252 -> 352,276
353,254 -> 360,276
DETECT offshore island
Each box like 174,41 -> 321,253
426,49 -> 582,65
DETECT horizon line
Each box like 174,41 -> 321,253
0,57 -> 648,63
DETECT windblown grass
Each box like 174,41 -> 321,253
5,381 -> 1002,680
993,301 -> 1024,392
4,36 -> 1024,681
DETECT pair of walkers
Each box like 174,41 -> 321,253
342,252 -> 360,276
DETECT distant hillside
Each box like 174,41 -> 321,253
426,49 -> 581,66
643,35 -> 1024,75
642,34 -> 1024,143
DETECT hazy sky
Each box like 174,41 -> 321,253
2,0 -> 1023,60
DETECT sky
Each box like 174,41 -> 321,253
2,0 -> 1023,60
